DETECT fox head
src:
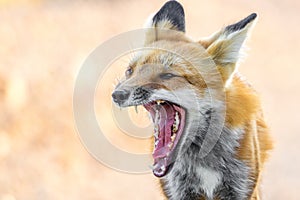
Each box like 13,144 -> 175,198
112,0 -> 257,177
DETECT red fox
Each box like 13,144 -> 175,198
112,1 -> 272,199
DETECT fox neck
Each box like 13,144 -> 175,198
176,93 -> 225,159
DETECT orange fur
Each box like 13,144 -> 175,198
121,3 -> 272,198
226,75 -> 273,200
129,43 -> 272,200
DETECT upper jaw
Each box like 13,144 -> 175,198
113,94 -> 178,108
113,99 -> 151,108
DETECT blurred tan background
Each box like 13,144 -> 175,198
0,0 -> 300,199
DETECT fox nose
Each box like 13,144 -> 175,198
112,89 -> 130,103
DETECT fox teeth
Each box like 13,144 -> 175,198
168,142 -> 173,149
172,111 -> 180,132
172,125 -> 178,133
154,130 -> 158,139
151,161 -> 166,171
154,124 -> 159,139
156,100 -> 165,105
171,134 -> 176,142
154,139 -> 159,147
175,111 -> 179,125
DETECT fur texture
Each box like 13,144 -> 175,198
112,1 -> 272,199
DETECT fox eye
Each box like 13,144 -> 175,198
125,68 -> 133,77
159,73 -> 177,80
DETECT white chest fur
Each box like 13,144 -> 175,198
198,166 -> 222,199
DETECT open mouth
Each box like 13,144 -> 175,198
144,100 -> 186,177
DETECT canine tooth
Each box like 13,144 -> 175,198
175,112 -> 180,126
168,142 -> 173,148
154,139 -> 159,147
154,130 -> 158,139
135,105 -> 138,113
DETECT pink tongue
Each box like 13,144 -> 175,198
152,146 -> 169,158
152,103 -> 175,160
152,103 -> 175,177
143,102 -> 177,177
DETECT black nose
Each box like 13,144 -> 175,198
112,89 -> 130,103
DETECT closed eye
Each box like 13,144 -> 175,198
159,73 -> 178,80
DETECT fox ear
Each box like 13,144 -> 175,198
146,0 -> 185,32
199,13 -> 257,83
201,13 -> 257,65
144,1 -> 185,44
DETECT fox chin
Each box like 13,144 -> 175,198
112,1 -> 272,199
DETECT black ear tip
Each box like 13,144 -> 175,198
249,13 -> 258,21
163,0 -> 184,8
225,12 -> 258,33
160,0 -> 185,16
